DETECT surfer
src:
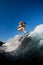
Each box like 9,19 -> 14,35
18,21 -> 26,33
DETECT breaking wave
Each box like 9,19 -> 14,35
2,24 -> 43,52
0,24 -> 43,65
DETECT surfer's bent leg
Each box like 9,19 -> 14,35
23,28 -> 26,33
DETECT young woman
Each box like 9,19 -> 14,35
18,21 -> 26,33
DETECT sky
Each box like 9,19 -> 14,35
0,0 -> 43,42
